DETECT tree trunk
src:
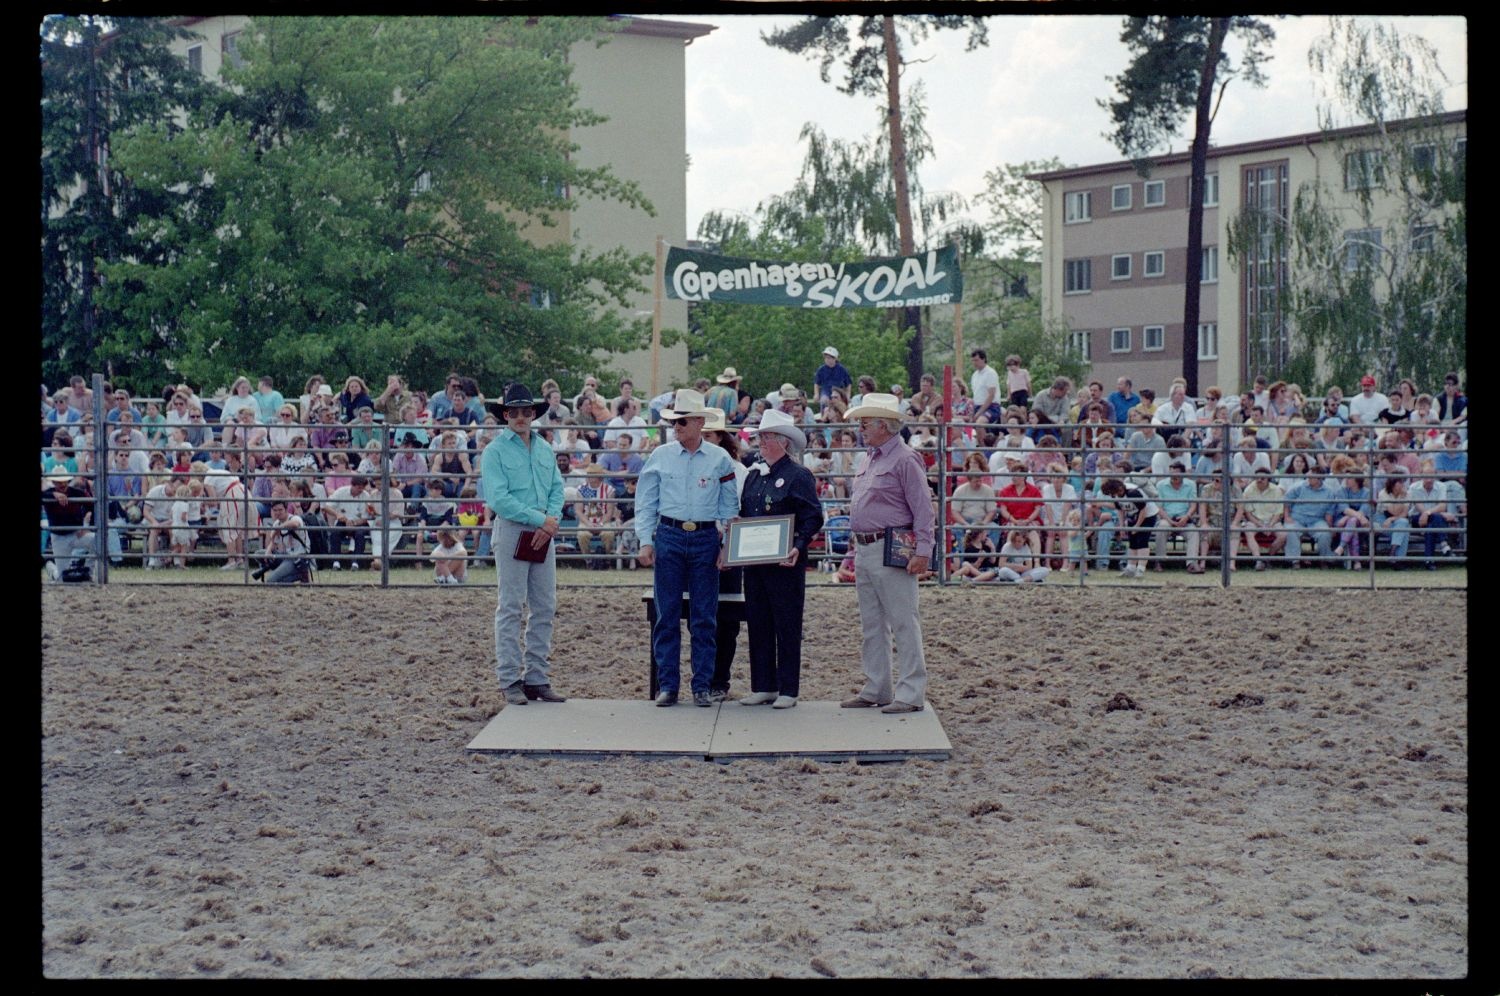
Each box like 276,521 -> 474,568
1182,17 -> 1227,399
883,16 -> 922,387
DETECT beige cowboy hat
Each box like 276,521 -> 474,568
778,382 -> 802,401
749,408 -> 806,450
701,408 -> 728,432
715,366 -> 741,384
844,392 -> 904,421
659,388 -> 711,421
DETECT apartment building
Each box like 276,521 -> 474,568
1032,109 -> 1465,397
169,15 -> 711,391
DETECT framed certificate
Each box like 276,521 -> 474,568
724,515 -> 794,566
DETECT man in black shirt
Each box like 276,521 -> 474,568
42,471 -> 95,579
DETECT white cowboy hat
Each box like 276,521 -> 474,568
844,392 -> 904,421
778,382 -> 802,401
749,408 -> 806,450
659,388 -> 711,421
701,408 -> 727,432
715,366 -> 740,384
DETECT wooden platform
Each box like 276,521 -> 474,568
466,699 -> 951,762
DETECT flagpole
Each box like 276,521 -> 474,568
651,235 -> 665,399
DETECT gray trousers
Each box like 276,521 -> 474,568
853,538 -> 928,706
493,520 -> 558,688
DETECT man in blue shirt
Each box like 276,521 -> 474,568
597,432 -> 644,492
635,388 -> 740,707
1106,376 -> 1142,427
481,383 -> 567,706
1282,469 -> 1337,567
813,346 -> 852,403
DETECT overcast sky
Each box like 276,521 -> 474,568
663,14 -> 1467,243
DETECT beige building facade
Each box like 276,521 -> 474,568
167,15 -> 709,394
1033,110 -> 1465,398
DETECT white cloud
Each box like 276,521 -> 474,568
671,13 -> 1466,237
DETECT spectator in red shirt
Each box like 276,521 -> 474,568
996,463 -> 1044,555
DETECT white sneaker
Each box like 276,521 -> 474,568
771,695 -> 798,709
331,561 -> 342,570
350,562 -> 361,571
739,692 -> 777,706
219,562 -> 238,571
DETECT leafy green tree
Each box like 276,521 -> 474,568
1227,18 -> 1465,392
41,15 -> 211,393
924,157 -> 1086,394
764,15 -> 988,386
1102,16 -> 1276,395
757,85 -> 975,260
99,17 -> 653,395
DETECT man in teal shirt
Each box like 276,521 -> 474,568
481,383 -> 567,706
1153,461 -> 1202,572
635,388 -> 740,707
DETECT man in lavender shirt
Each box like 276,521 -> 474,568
840,394 -> 935,714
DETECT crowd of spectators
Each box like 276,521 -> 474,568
40,359 -> 1468,581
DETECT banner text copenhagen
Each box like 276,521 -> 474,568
665,244 -> 963,309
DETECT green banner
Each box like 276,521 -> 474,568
665,244 -> 962,308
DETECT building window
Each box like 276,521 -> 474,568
1411,143 -> 1438,178
1410,223 -> 1437,254
1201,246 -> 1218,283
222,31 -> 244,69
1065,191 -> 1091,224
1143,180 -> 1166,207
187,44 -> 203,74
1110,328 -> 1131,353
1243,161 -> 1290,377
411,171 -> 432,194
529,286 -> 553,310
1143,326 -> 1165,352
1111,185 -> 1132,211
1202,172 -> 1219,207
1111,254 -> 1132,280
1198,323 -> 1219,360
1067,329 -> 1090,360
1344,150 -> 1384,190
1344,228 -> 1383,270
1143,251 -> 1165,278
1064,258 -> 1091,294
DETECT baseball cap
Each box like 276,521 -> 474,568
1359,375 -> 1376,387
823,346 -> 839,359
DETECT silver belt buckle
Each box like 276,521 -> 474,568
681,520 -> 697,531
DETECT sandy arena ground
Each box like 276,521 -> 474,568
41,585 -> 1467,979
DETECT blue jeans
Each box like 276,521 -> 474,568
1285,523 -> 1333,562
493,520 -> 558,688
1381,516 -> 1410,560
1094,510 -> 1119,570
650,522 -> 720,696
1420,513 -> 1452,557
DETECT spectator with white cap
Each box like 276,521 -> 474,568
814,345 -> 852,403
704,366 -> 742,417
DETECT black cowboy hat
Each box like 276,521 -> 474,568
486,382 -> 546,419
